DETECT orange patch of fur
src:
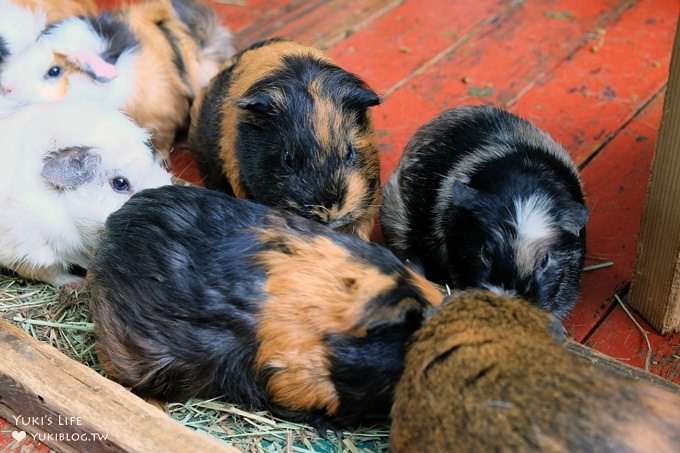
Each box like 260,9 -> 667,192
253,228 -> 402,414
14,0 -> 98,22
406,267 -> 445,308
114,0 -> 198,157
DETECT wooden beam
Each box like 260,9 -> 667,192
628,20 -> 680,334
566,340 -> 680,395
0,319 -> 240,453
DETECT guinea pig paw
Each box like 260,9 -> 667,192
57,276 -> 87,293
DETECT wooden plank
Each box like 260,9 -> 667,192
582,303 -> 680,384
270,0 -> 402,50
564,91 -> 664,340
0,320 -> 238,453
328,0 -> 518,95
627,20 -> 680,334
371,0 -> 638,181
210,0 -> 297,35
567,339 -> 680,389
227,0 -> 401,50
512,0 -> 678,164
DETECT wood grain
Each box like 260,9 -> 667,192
0,319 -> 239,453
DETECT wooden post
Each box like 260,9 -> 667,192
628,20 -> 680,334
0,319 -> 240,453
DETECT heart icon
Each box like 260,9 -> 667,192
11,431 -> 27,442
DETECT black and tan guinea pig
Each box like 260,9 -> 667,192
87,185 -> 444,430
390,290 -> 680,453
381,105 -> 588,318
189,37 -> 382,241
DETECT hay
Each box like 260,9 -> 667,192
0,270 -> 390,452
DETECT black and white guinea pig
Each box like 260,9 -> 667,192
0,0 -> 234,157
390,290 -> 680,452
88,185 -> 444,430
189,38 -> 382,241
381,105 -> 588,318
0,99 -> 172,289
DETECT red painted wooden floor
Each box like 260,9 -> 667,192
2,0 -> 679,450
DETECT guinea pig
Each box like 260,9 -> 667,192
88,184 -> 444,430
189,38 -> 382,241
390,290 -> 680,452
0,99 -> 172,289
381,105 -> 588,318
0,0 -> 234,158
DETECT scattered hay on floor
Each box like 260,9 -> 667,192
0,271 -> 390,452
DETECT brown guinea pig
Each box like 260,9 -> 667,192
88,185 -> 444,431
189,38 -> 382,241
390,290 -> 680,452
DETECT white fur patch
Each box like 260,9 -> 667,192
0,0 -> 46,55
512,195 -> 556,276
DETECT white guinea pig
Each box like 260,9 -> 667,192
0,100 -> 173,289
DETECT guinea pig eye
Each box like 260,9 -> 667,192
110,176 -> 131,193
45,66 -> 63,79
345,144 -> 355,164
539,252 -> 552,271
282,150 -> 293,170
480,243 -> 493,266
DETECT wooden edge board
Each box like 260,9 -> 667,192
566,340 -> 680,394
0,319 -> 240,453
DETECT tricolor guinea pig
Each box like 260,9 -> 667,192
189,38 -> 382,241
0,0 -> 234,158
390,290 -> 680,452
381,105 -> 588,318
0,99 -> 172,289
88,185 -> 444,430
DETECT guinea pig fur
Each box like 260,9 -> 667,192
189,38 -> 382,241
0,0 -> 46,69
381,105 -> 588,318
9,0 -> 98,22
88,184 -> 444,430
390,290 -> 680,453
0,99 -> 172,289
0,0 -> 234,158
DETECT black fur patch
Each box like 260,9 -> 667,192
189,65 -> 235,193
81,14 -> 139,64
171,0 -> 214,47
155,20 -> 188,90
0,36 -> 9,66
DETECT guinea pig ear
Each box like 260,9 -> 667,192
74,52 -> 118,83
561,202 -> 589,236
41,146 -> 101,191
450,181 -> 480,209
235,93 -> 276,115
344,83 -> 381,111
